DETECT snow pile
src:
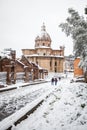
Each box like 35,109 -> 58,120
0,88 -> 55,130
0,81 -> 52,122
11,78 -> 87,130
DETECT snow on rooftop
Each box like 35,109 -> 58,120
16,60 -> 28,68
25,54 -> 64,58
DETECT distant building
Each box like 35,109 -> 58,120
74,57 -> 83,77
64,55 -> 74,72
22,23 -> 64,73
0,50 -> 47,85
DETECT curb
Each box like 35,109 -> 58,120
6,100 -> 44,130
0,80 -> 49,92
0,89 -> 53,130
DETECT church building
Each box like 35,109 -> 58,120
22,23 -> 64,73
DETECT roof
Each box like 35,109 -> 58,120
16,60 -> 28,68
35,23 -> 51,42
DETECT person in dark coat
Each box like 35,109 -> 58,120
59,77 -> 61,81
54,78 -> 58,85
51,77 -> 54,85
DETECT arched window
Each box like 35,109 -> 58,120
55,61 -> 57,66
48,44 -> 50,47
36,43 -> 39,47
43,43 -> 45,46
55,68 -> 57,72
36,61 -> 38,64
50,61 -> 52,67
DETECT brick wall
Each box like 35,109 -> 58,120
74,58 -> 83,77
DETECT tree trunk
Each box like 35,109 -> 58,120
84,71 -> 87,83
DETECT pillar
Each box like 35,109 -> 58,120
6,66 -> 11,85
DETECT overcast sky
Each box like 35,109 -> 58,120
0,0 -> 87,57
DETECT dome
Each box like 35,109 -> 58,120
35,23 -> 51,42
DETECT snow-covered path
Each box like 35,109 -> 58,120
11,75 -> 87,130
0,73 -> 87,130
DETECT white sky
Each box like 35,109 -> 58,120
0,0 -> 87,57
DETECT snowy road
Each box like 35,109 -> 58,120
1,73 -> 87,130
10,76 -> 87,130
0,81 -> 52,121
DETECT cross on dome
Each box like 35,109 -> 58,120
35,23 -> 52,48
41,22 -> 46,31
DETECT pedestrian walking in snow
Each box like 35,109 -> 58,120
59,77 -> 61,81
54,77 -> 58,85
51,77 -> 54,85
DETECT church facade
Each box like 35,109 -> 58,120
22,23 -> 64,73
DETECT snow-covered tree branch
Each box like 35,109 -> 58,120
59,8 -> 87,82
